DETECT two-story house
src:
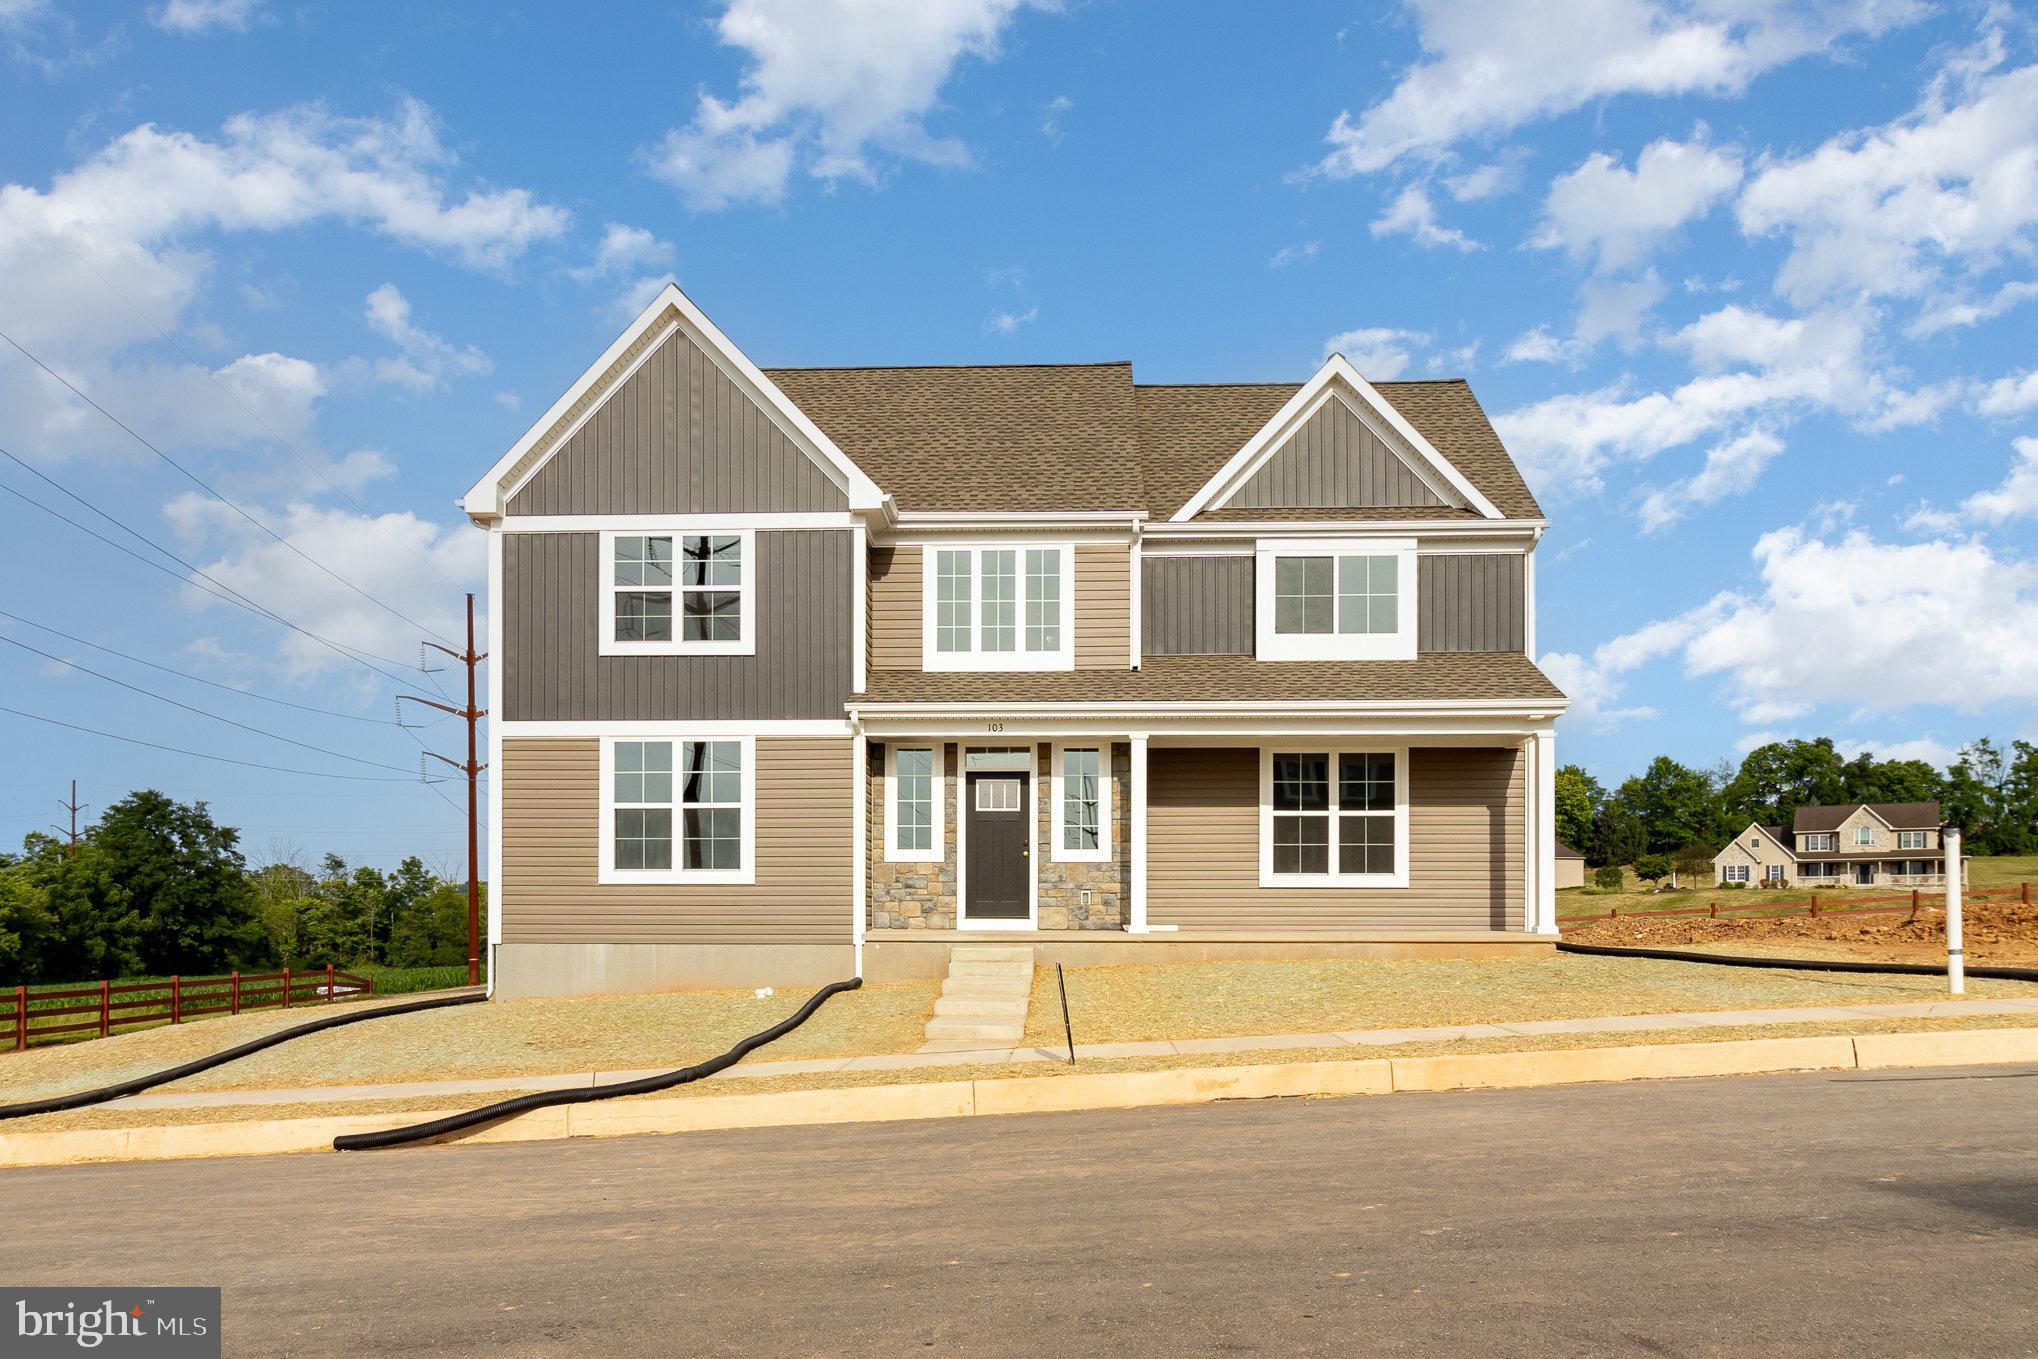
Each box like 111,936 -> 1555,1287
461,284 -> 1569,997
1713,802 -> 1955,888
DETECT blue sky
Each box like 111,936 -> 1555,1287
2,0 -> 2035,866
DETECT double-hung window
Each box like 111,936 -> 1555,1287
600,529 -> 754,656
884,744 -> 945,862
600,736 -> 753,884
1260,748 -> 1406,886
1804,833 -> 1836,852
1854,824 -> 1877,846
1255,538 -> 1416,661
923,544 -> 1072,670
1896,830 -> 1928,850
1723,864 -> 1750,883
1764,864 -> 1785,882
1052,744 -> 1110,862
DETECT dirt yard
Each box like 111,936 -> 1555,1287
1564,895 -> 2038,967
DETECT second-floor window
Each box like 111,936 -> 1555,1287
1854,825 -> 1877,845
923,544 -> 1073,670
1804,833 -> 1836,852
1897,830 -> 1928,849
600,529 -> 754,657
1255,538 -> 1416,661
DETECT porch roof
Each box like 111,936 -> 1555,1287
856,652 -> 1566,705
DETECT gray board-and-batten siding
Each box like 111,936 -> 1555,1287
503,530 -> 853,720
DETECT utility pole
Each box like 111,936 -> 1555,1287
49,779 -> 85,856
401,593 -> 488,988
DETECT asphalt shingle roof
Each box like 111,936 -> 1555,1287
1792,802 -> 1942,832
855,652 -> 1565,705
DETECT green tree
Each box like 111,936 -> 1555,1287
1617,756 -> 1729,855
387,880 -> 478,968
93,790 -> 266,975
1634,852 -> 1672,883
1553,764 -> 1602,860
1840,752 -> 1943,807
1724,738 -> 1847,830
1590,801 -> 1648,869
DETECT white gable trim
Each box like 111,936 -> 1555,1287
1728,820 -> 1797,860
461,283 -> 886,520
1171,354 -> 1503,522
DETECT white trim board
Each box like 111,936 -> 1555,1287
596,733 -> 757,888
1172,356 -> 1503,523
462,282 -> 885,519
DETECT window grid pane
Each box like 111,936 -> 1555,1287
1274,557 -> 1334,635
1336,555 -> 1398,636
1062,748 -> 1100,851
981,551 -> 1016,653
1272,815 -> 1329,874
935,550 -> 972,652
613,741 -> 676,871
1025,549 -> 1061,652
894,748 -> 934,853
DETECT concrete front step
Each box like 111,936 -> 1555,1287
921,945 -> 1036,1050
939,976 -> 1032,999
933,996 -> 1032,1020
947,958 -> 1034,977
922,1019 -> 1028,1044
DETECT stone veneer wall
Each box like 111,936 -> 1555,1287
865,740 -> 1130,931
1036,741 -> 1131,930
867,740 -> 958,930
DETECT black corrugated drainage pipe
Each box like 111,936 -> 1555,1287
0,989 -> 487,1121
333,976 -> 863,1152
1557,940 -> 2038,984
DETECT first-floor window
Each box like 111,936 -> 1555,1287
887,745 -> 941,860
1764,864 -> 1784,882
1265,749 -> 1401,884
605,738 -> 749,881
1053,745 -> 1108,861
1723,864 -> 1750,883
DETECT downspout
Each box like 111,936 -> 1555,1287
852,715 -> 868,981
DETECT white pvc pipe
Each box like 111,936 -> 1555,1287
1944,824 -> 1964,995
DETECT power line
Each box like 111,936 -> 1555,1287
48,233 -> 467,592
0,704 -> 449,783
0,609 -> 410,726
1,327 -> 459,647
0,634 -> 428,776
0,451 -> 423,687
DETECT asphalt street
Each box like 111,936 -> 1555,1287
4,1064 -> 2035,1357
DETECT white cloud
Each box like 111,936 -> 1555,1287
1444,158 -> 1524,202
1306,0 -> 1923,178
1908,279 -> 2038,336
1269,240 -> 1321,268
1502,324 -> 1585,366
1834,734 -> 1961,768
1574,271 -> 1667,347
1323,326 -> 1431,379
570,222 -> 675,282
1562,526 -> 2038,728
1634,427 -> 1784,533
1040,94 -> 1073,143
185,500 -> 486,680
1369,185 -> 1478,251
644,0 -> 1041,209
1912,436 -> 2038,529
1737,49 -> 2038,306
1978,369 -> 2038,418
152,0 -> 262,34
1532,130 -> 1742,271
982,305 -> 1038,336
605,274 -> 675,326
359,283 -> 491,394
493,390 -> 521,412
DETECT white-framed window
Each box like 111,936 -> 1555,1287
1854,824 -> 1877,846
1259,747 -> 1407,887
1748,837 -> 1761,849
598,529 -> 755,657
884,743 -> 945,863
1765,864 -> 1785,882
921,542 -> 1073,671
1801,861 -> 1840,880
1804,833 -> 1836,852
1723,864 -> 1750,883
598,735 -> 754,885
1897,830 -> 1928,850
1254,538 -> 1417,661
1051,743 -> 1112,863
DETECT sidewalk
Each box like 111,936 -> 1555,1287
95,994 -> 2038,1113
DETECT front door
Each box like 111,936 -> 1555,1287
1856,863 -> 1876,885
966,773 -> 1030,922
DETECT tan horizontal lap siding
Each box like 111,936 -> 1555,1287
1074,542 -> 1130,669
869,545 -> 921,672
1147,746 -> 1523,931
501,737 -> 852,946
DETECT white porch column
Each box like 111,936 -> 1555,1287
1531,728 -> 1558,935
1127,734 -> 1150,934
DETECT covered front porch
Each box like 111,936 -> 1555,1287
850,699 -> 1564,978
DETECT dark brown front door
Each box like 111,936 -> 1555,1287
966,773 -> 1030,920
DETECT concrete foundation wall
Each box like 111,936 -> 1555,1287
860,932 -> 1554,983
492,942 -> 856,998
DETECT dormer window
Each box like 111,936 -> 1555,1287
922,543 -> 1074,671
599,528 -> 754,656
1804,833 -> 1836,852
1854,825 -> 1876,846
1255,538 -> 1416,661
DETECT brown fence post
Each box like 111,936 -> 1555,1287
2024,882 -> 2030,905
230,970 -> 240,1015
170,975 -> 181,1024
325,962 -> 336,1004
12,984 -> 24,1052
282,966 -> 291,1008
1910,889 -> 1920,922
1710,903 -> 1717,918
98,979 -> 110,1038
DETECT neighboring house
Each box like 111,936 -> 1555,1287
1713,803 -> 1955,888
461,283 -> 1569,998
1553,841 -> 1585,891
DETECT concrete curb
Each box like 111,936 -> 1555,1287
7,1027 -> 2037,1169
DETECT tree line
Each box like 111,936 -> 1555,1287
1557,736 -> 2038,875
0,788 -> 477,987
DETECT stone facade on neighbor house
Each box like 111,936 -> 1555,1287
1713,802 -> 1957,889
464,282 -> 1572,998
